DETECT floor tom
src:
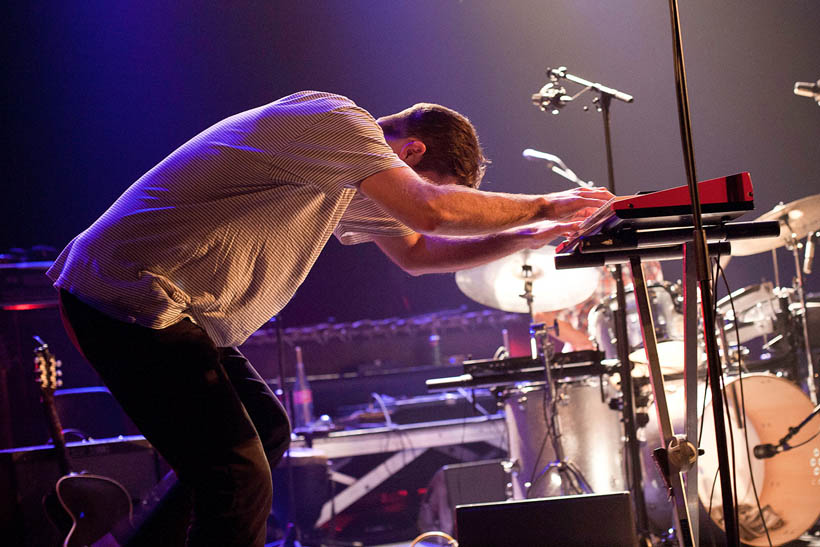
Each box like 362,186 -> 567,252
502,377 -> 625,500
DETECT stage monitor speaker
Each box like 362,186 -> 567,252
455,491 -> 638,547
418,459 -> 508,536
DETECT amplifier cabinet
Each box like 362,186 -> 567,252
0,436 -> 166,546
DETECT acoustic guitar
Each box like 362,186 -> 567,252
34,336 -> 133,547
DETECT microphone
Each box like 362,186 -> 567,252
794,80 -> 820,104
522,149 -> 592,189
805,232 -> 816,275
753,442 -> 782,459
522,148 -> 563,167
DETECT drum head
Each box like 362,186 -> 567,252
698,375 -> 820,546
642,374 -> 820,545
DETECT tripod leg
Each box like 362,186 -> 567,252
683,244 -> 700,545
630,256 -> 695,546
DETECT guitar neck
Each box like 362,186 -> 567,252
41,390 -> 71,476
34,339 -> 72,476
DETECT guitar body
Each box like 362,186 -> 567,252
33,338 -> 135,546
53,474 -> 133,547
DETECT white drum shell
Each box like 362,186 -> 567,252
503,377 -> 625,500
642,374 -> 820,546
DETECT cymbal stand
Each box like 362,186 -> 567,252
528,321 -> 592,496
517,264 -> 591,496
786,231 -> 818,403
520,263 -> 535,321
771,248 -> 781,289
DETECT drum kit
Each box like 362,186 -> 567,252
452,194 -> 820,545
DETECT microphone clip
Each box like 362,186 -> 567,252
531,65 -> 635,116
531,81 -> 572,115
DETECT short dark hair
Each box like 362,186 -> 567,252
379,103 -> 489,188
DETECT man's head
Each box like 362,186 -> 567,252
377,103 -> 488,188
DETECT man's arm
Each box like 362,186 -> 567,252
359,166 -> 611,236
371,221 -> 579,276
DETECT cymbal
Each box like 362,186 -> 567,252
732,193 -> 820,256
455,246 -> 601,313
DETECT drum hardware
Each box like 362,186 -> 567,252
731,194 -> 820,404
787,231 -> 818,404
523,321 -> 594,496
752,401 -> 820,459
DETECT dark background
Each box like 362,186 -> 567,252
4,1 -> 819,325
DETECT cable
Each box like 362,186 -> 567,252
716,259 -> 772,547
370,392 -> 395,428
410,530 -> 458,546
712,265 -> 741,544
784,427 -> 820,450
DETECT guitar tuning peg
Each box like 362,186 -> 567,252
56,370 -> 63,377
56,359 -> 63,368
56,380 -> 63,387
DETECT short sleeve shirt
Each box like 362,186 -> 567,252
48,91 -> 413,346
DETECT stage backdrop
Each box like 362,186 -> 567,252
5,1 -> 819,327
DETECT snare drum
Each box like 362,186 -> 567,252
502,377 -> 625,499
641,374 -> 820,545
588,282 -> 685,375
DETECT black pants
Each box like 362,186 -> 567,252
58,290 -> 291,546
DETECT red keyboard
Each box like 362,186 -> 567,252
557,172 -> 754,254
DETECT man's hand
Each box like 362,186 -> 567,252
517,220 -> 584,249
543,186 -> 613,220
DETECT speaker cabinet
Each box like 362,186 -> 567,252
418,459 -> 508,536
0,437 -> 166,546
456,492 -> 638,547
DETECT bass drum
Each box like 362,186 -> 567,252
503,377 -> 625,500
642,374 -> 820,545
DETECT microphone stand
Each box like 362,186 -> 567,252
757,402 -> 820,458
534,68 -> 649,540
598,93 -> 652,541
273,315 -> 301,547
667,1 -> 738,544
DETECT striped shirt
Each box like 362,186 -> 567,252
47,91 -> 413,347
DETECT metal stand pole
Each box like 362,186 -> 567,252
790,239 -> 818,403
599,93 -> 650,538
666,1 -> 739,543
529,322 -> 593,496
682,244 -> 700,546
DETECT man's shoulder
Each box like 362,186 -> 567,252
271,90 -> 359,112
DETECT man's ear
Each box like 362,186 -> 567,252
399,140 -> 427,167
